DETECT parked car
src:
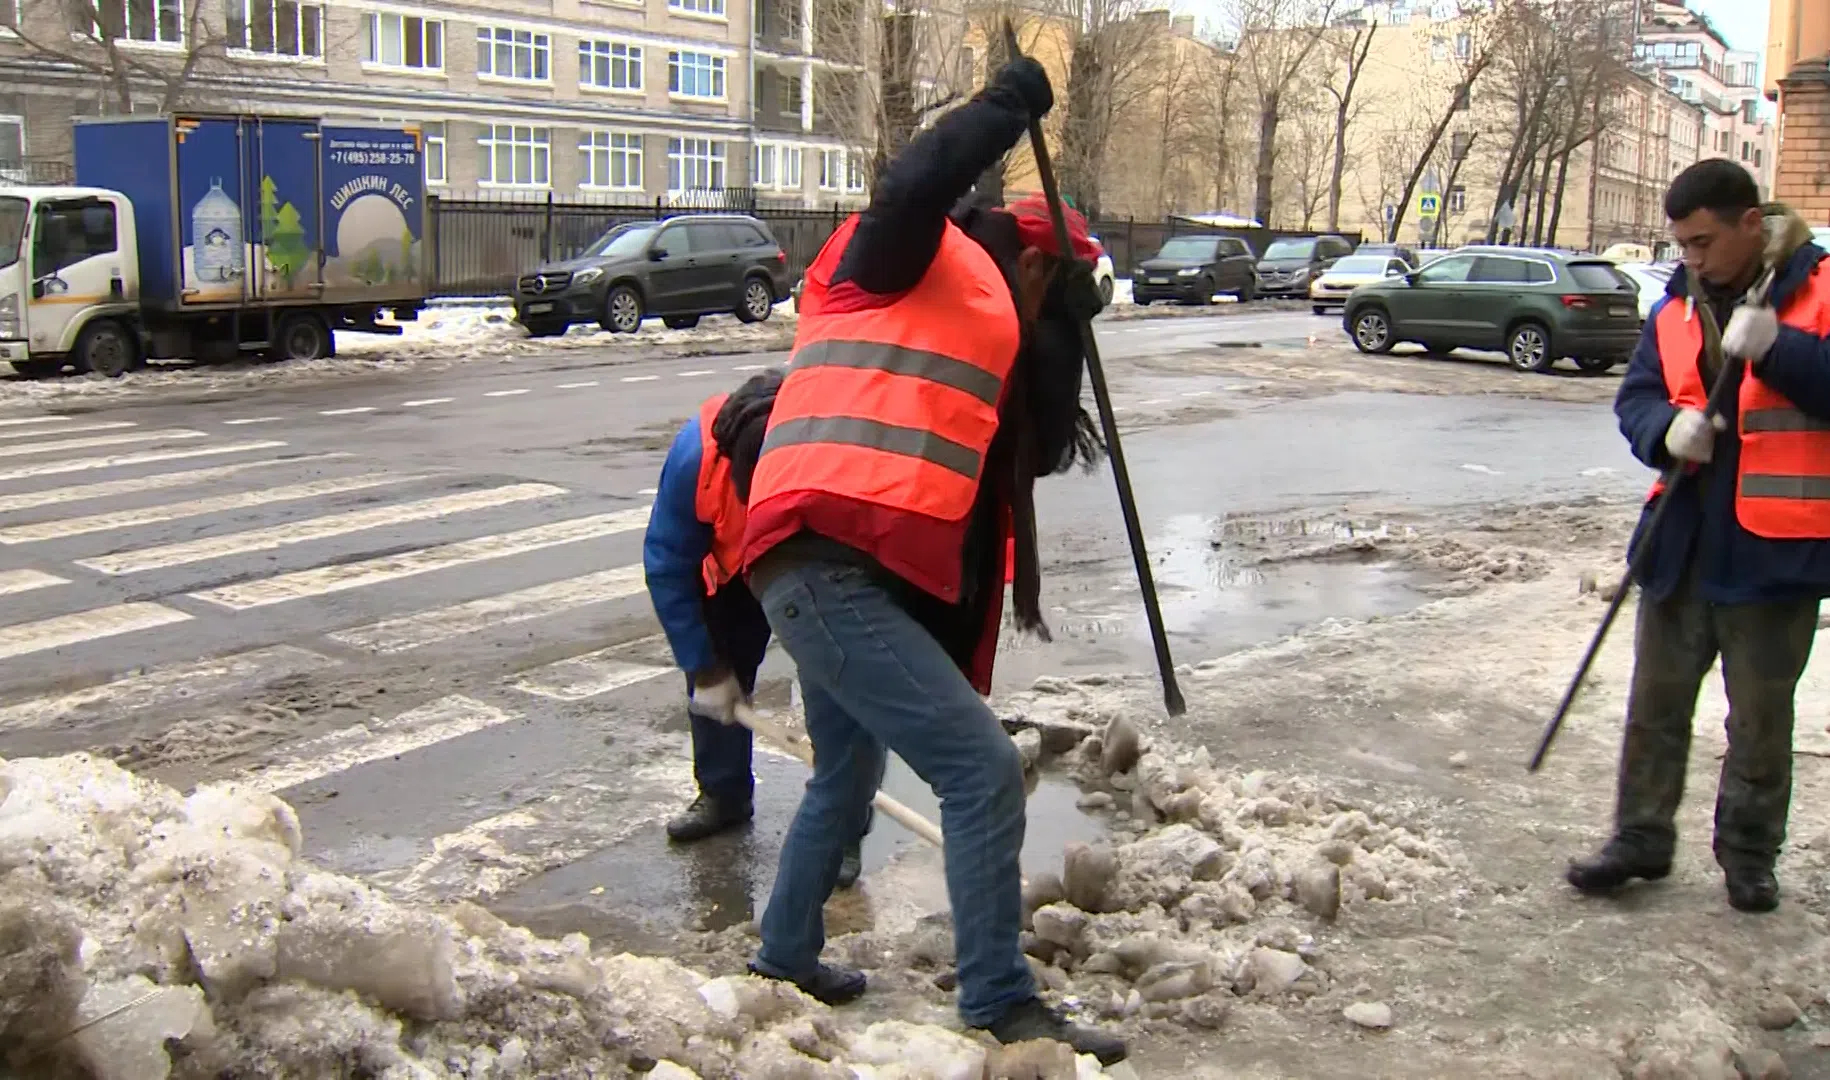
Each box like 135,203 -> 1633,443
1309,254 -> 1410,314
1131,234 -> 1257,304
514,215 -> 792,336
1088,235 -> 1116,306
1617,262 -> 1675,323
1255,234 -> 1355,299
1341,246 -> 1642,373
1353,241 -> 1418,265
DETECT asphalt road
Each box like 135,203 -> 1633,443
0,306 -> 1649,945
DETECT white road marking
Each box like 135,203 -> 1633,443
0,440 -> 287,484
0,453 -> 344,515
0,420 -> 135,441
511,647 -> 673,701
0,429 -> 206,460
0,569 -> 66,596
0,602 -> 192,662
0,644 -> 336,733
320,406 -> 376,416
556,380 -> 598,389
191,507 -> 652,610
731,363 -> 769,371
0,472 -> 419,544
636,487 -> 657,496
1182,390 -> 1213,397
402,398 -> 454,407
1139,398 -> 1170,406
1459,463 -> 1500,475
225,694 -> 516,795
0,415 -> 68,428
621,374 -> 659,383
678,369 -> 714,377
222,417 -> 282,426
330,565 -> 647,654
484,388 -> 529,397
79,482 -> 565,575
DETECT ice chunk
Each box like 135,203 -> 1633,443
845,1021 -> 988,1080
69,976 -> 211,1080
275,910 -> 463,1021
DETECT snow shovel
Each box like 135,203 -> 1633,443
733,701 -> 946,848
1001,18 -> 1186,718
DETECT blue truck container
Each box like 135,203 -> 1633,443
68,113 -> 427,364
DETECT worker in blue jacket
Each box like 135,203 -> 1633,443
1568,159 -> 1830,913
642,368 -> 873,887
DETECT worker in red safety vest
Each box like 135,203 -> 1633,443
642,370 -> 877,888
1569,158 -> 1830,914
734,57 -> 1126,1066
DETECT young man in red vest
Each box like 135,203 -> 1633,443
736,57 -> 1125,1065
643,369 -> 878,888
1569,158 -> 1830,913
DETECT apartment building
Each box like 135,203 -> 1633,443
1766,0 -> 1830,226
0,0 -> 871,206
1589,67 -> 1706,251
1633,0 -> 1774,193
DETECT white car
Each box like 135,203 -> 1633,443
1618,262 -> 1674,323
1308,254 -> 1410,314
1088,234 -> 1116,307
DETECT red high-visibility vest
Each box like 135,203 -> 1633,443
694,392 -> 747,594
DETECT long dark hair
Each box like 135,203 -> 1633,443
711,367 -> 785,501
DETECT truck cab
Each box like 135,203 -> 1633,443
0,186 -> 142,377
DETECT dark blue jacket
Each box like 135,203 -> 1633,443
643,416 -> 770,677
1616,240 -> 1830,604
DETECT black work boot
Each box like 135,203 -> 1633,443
836,841 -> 863,890
1725,864 -> 1780,913
1565,841 -> 1672,895
665,794 -> 752,843
980,998 -> 1127,1066
748,962 -> 867,1006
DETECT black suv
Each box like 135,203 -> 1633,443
514,215 -> 793,335
1255,234 -> 1354,298
1132,234 -> 1258,304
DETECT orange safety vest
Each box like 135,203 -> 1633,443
1650,262 -> 1830,539
743,213 -> 1022,603
694,392 -> 747,594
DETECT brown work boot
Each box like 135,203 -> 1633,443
1565,841 -> 1671,895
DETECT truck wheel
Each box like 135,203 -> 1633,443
74,320 -> 140,379
272,312 -> 333,362
601,285 -> 644,334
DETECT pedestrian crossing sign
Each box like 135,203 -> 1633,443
1417,192 -> 1441,217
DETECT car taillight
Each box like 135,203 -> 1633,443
1559,295 -> 1593,309
774,250 -> 787,264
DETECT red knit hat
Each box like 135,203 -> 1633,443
1005,193 -> 1102,262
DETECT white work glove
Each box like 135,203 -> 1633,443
688,672 -> 745,725
1722,305 -> 1779,362
1665,407 -> 1726,465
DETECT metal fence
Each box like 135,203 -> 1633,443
0,158 -> 76,185
428,192 -> 1368,299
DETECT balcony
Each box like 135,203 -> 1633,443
754,0 -> 807,54
753,68 -> 807,134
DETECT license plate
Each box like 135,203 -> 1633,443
525,302 -> 554,315
1149,277 -> 1168,284
1609,304 -> 1632,318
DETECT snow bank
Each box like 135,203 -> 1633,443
0,753 -> 1126,1080
332,304 -> 796,362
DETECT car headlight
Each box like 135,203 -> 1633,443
1176,267 -> 1201,277
0,294 -> 16,338
572,267 -> 603,286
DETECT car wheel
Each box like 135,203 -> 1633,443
1198,277 -> 1216,305
1236,278 -> 1256,303
663,315 -> 701,330
73,319 -> 140,378
735,276 -> 774,323
1098,276 -> 1114,306
522,320 -> 568,338
270,311 -> 333,361
1508,321 -> 1554,373
8,359 -> 63,379
1421,341 -> 1454,356
601,285 -> 644,334
1134,297 -> 1150,307
1350,307 -> 1395,354
1312,304 -> 1326,316
1574,355 -> 1617,374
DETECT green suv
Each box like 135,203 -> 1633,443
1341,246 -> 1643,373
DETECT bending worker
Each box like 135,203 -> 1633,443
642,369 -> 875,889
737,57 -> 1126,1066
1569,158 -> 1830,914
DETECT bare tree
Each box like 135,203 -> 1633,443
1230,0 -> 1337,227
1189,42 -> 1244,213
1279,76 -> 1333,228
1048,0 -> 1171,217
1321,17 -> 1376,231
11,0 -> 234,113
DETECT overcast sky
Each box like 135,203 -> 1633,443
1690,0 -> 1768,55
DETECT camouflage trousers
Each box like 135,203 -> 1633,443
1614,571 -> 1819,870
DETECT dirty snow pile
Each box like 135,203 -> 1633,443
333,304 -> 796,361
0,753 -> 1122,1080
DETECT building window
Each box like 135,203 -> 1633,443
479,124 -> 550,187
1452,84 -> 1470,112
477,26 -> 550,82
1448,185 -> 1465,214
752,143 -> 776,187
844,152 -> 865,193
227,0 -> 323,57
819,148 -> 841,191
363,13 -> 442,71
667,137 -> 725,191
580,39 -> 641,92
668,51 -> 726,99
782,146 -> 802,189
421,121 -> 446,185
1453,31 -> 1471,59
669,0 -> 725,16
94,0 -> 183,44
0,115 -> 23,178
582,131 -> 642,190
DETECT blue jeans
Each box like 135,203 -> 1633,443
751,558 -> 1034,1026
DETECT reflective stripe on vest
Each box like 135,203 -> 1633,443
693,392 -> 747,593
749,215 -> 1021,526
1649,262 -> 1830,538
